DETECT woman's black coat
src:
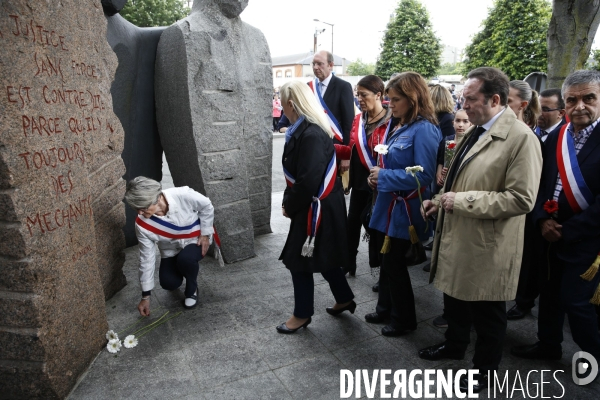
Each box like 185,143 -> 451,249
279,119 -> 349,273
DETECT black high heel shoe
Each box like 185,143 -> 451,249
326,300 -> 356,316
276,317 -> 312,334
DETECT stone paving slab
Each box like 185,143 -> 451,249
68,141 -> 600,399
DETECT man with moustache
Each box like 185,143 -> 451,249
309,50 -> 355,172
419,67 -> 542,393
512,70 -> 600,363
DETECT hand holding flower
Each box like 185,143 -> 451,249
421,199 -> 438,220
540,219 -> 562,242
368,166 -> 380,188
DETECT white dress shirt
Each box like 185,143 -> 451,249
318,73 -> 333,97
136,186 -> 214,292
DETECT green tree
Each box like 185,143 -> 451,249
347,58 -> 376,76
120,0 -> 190,27
462,0 -> 551,80
375,0 -> 442,79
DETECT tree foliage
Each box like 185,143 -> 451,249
120,0 -> 190,27
347,59 -> 376,76
375,0 -> 442,80
462,0 -> 551,80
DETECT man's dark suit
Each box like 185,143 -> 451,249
531,123 -> 600,360
317,74 -> 355,145
514,121 -> 565,311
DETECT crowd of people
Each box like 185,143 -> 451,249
123,50 -> 600,393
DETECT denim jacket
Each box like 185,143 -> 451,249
369,118 -> 441,240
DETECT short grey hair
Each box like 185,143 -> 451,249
124,176 -> 162,210
562,70 -> 600,97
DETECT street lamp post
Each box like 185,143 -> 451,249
313,28 -> 325,53
314,19 -> 334,55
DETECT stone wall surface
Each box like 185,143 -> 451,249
155,0 -> 273,263
0,1 -> 126,398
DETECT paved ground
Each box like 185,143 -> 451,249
68,137 -> 599,399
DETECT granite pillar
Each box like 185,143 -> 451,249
0,1 -> 125,397
155,0 -> 273,263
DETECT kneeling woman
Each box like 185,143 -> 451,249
124,177 -> 214,316
278,80 -> 355,333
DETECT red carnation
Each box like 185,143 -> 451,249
543,200 -> 559,215
447,142 -> 456,150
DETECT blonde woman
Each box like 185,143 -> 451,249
508,80 -> 542,129
429,84 -> 456,138
277,81 -> 355,333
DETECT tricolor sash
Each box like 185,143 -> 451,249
136,215 -> 201,239
284,152 -> 337,257
308,79 -> 344,143
556,124 -> 594,213
356,114 -> 376,170
136,215 -> 225,267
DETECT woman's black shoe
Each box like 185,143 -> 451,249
276,317 -> 311,334
372,282 -> 379,292
326,301 -> 356,316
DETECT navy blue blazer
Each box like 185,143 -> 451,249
532,122 -> 600,264
314,74 -> 355,145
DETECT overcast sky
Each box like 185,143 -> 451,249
240,0 -> 599,64
241,0 -> 496,63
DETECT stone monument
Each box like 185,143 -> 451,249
103,0 -> 166,247
0,1 -> 126,397
155,0 -> 273,262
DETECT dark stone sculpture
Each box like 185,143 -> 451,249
103,4 -> 166,246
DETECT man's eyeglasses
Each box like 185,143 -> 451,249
541,107 -> 561,113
